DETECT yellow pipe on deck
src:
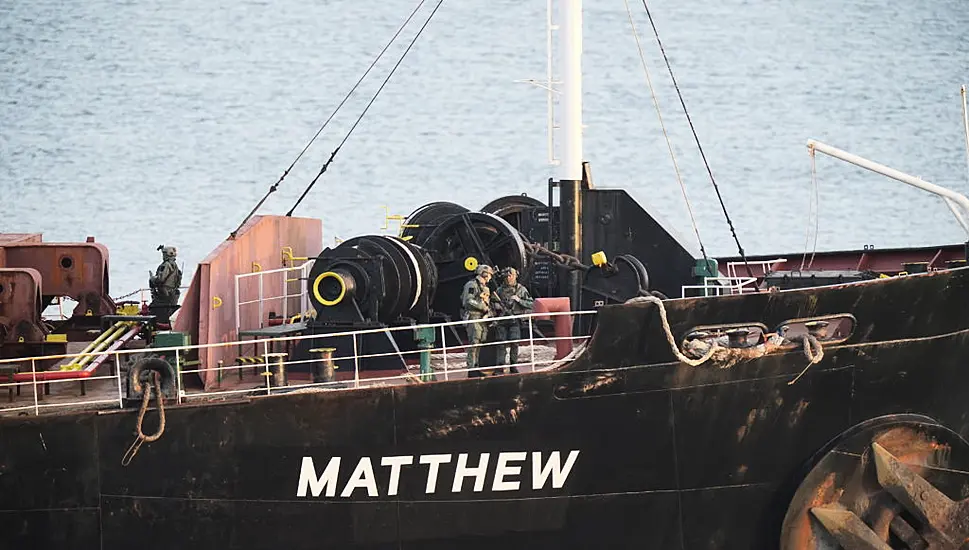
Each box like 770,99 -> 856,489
71,322 -> 130,369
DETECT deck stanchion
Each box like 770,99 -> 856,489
31,359 -> 39,415
352,334 -> 360,388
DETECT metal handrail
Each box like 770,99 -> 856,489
0,309 -> 595,416
234,261 -> 314,333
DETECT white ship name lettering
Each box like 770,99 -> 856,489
296,450 -> 580,498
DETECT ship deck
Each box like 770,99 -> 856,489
0,341 -> 568,418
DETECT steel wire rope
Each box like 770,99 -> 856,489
229,0 -> 431,237
286,0 -> 446,216
641,0 -> 753,277
621,0 -> 707,263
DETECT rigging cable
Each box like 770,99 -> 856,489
286,0 -> 446,216
622,0 -> 707,263
961,85 -> 969,189
799,147 -> 820,271
229,0 -> 431,237
641,0 -> 753,277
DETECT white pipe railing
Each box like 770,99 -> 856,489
234,261 -> 314,334
681,277 -> 759,298
0,309 -> 594,416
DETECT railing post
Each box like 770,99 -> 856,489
174,348 -> 183,404
115,352 -> 124,409
235,274 -> 241,337
301,263 -> 310,319
352,334 -> 360,388
30,359 -> 39,416
528,316 -> 536,370
282,269 -> 289,321
263,341 -> 271,395
440,325 -> 449,381
258,274 -> 264,328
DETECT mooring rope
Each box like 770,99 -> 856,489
625,295 -> 823,380
122,370 -> 167,466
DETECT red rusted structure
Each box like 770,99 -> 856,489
0,234 -> 116,317
719,243 -> 967,280
0,268 -> 46,346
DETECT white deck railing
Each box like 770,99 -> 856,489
0,309 -> 594,416
681,276 -> 760,298
234,260 -> 314,334
726,258 -> 786,280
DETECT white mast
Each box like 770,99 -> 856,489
558,0 -> 584,181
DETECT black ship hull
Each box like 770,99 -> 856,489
4,267 -> 969,550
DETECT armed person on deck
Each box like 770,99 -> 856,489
148,245 -> 183,322
460,264 -> 494,372
493,266 -> 534,372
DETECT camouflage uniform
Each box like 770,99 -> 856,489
149,245 -> 182,307
493,267 -> 534,368
460,265 -> 494,370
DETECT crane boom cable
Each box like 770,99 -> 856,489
641,0 -> 753,277
287,0 -> 446,216
229,0 -> 431,236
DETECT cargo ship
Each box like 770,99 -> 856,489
2,1 -> 969,549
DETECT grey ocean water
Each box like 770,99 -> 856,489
2,0 -> 968,295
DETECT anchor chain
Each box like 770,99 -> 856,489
523,242 -> 589,271
121,370 -> 167,466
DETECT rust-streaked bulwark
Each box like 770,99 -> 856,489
174,215 -> 322,389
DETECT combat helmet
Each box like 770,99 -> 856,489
475,264 -> 494,277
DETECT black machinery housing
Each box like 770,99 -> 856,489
293,173 -> 702,372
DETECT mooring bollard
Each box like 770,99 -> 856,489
309,347 -> 338,383
263,352 -> 288,388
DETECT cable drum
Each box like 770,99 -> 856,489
399,201 -> 470,246
419,211 -> 529,322
306,235 -> 438,324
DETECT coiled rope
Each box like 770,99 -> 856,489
625,295 -> 823,381
122,370 -> 167,466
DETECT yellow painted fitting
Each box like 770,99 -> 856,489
45,334 -> 68,342
117,304 -> 140,316
289,314 -> 301,324
85,309 -> 93,316
251,262 -> 262,272
212,296 -> 223,309
591,251 -> 608,267
281,246 -> 308,265
464,257 -> 479,271
17,336 -> 24,343
313,271 -> 347,306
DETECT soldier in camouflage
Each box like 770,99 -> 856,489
493,266 -> 534,371
148,245 -> 182,308
460,264 -> 494,371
